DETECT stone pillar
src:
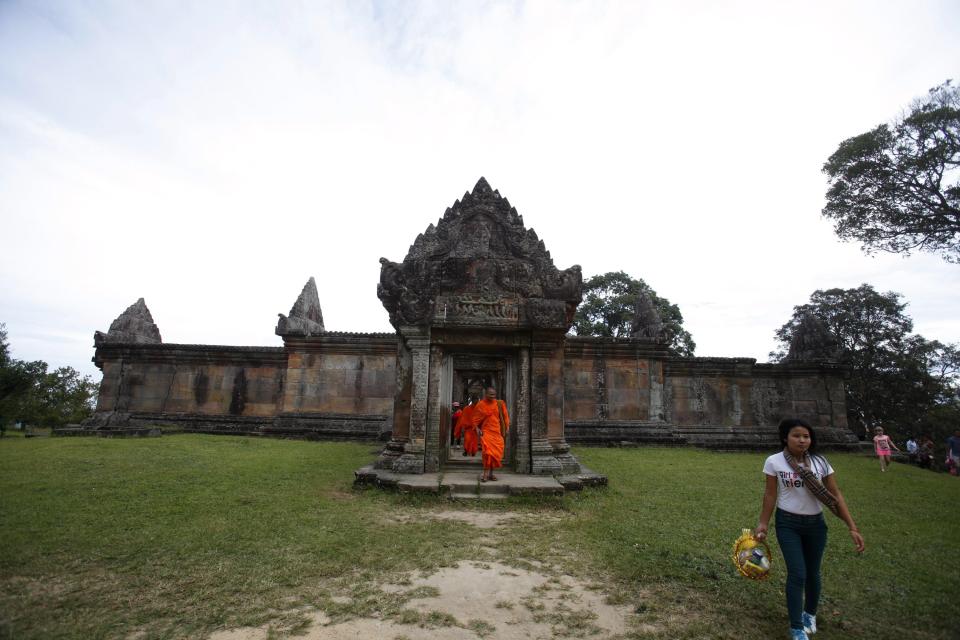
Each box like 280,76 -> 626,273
530,331 -> 578,474
375,335 -> 411,470
391,327 -> 431,474
648,359 -> 664,422
514,347 -> 531,473
423,344 -> 445,472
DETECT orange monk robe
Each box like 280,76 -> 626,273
459,404 -> 479,456
451,408 -> 463,442
470,398 -> 510,469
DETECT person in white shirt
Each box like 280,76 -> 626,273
906,437 -> 918,465
755,418 -> 865,640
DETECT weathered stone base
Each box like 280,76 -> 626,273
565,420 -> 685,446
557,466 -> 609,490
76,411 -> 388,440
51,425 -> 96,437
96,427 -> 163,438
373,439 -> 406,469
266,413 -> 387,440
567,422 -> 860,451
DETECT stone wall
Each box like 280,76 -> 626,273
562,337 -> 854,449
88,333 -> 854,448
89,333 -> 396,440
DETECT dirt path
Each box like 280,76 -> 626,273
207,510 -> 651,640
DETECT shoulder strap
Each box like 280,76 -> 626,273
783,450 -> 840,517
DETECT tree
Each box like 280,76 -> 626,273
771,284 -> 959,439
822,80 -> 960,262
0,323 -> 35,427
0,323 -> 98,428
572,271 -> 696,356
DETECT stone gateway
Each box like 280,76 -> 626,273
83,178 -> 856,479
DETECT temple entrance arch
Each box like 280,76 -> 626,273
373,177 -> 592,478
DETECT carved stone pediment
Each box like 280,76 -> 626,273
94,298 -> 162,345
378,178 -> 582,330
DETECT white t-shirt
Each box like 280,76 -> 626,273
763,452 -> 835,515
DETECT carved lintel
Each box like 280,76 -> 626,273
433,295 -> 520,327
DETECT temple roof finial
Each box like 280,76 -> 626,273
95,298 -> 163,344
276,277 -> 325,337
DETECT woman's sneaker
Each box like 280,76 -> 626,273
790,629 -> 809,640
802,612 -> 817,635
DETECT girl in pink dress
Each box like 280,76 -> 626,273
873,426 -> 900,472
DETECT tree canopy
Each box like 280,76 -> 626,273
0,323 -> 98,429
771,285 -> 959,439
572,271 -> 695,357
822,80 -> 960,263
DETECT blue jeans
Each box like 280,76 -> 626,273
775,508 -> 827,630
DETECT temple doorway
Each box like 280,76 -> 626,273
440,353 -> 516,470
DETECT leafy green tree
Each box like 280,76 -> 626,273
822,79 -> 960,262
0,323 -> 98,428
572,271 -> 695,356
771,285 -> 959,439
0,323 -> 35,428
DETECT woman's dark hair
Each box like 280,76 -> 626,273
778,418 -> 827,473
778,418 -> 817,450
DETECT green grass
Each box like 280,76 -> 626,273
0,436 -> 957,639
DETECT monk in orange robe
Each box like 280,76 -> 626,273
450,402 -> 463,445
470,387 -> 510,481
458,400 -> 479,457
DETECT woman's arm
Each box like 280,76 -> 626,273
754,474 -> 778,541
824,473 -> 865,553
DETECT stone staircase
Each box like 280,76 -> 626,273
354,466 -> 566,498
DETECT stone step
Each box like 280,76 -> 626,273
478,480 -> 510,495
441,471 -> 480,496
449,492 -> 509,500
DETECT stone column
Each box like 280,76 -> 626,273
391,327 -> 431,474
530,331 -> 580,474
648,358 -> 664,422
514,346 -> 531,473
375,334 -> 411,470
423,344 -> 445,472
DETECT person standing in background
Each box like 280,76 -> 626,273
873,426 -> 899,472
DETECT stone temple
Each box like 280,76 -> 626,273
82,178 -> 856,483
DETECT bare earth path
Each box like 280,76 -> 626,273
206,510 -> 655,640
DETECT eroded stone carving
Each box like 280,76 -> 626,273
377,177 -> 583,330
630,291 -> 665,340
94,298 -> 162,344
785,314 -> 839,361
276,277 -> 325,337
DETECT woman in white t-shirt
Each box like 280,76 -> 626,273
755,418 -> 865,640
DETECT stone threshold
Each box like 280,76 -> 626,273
354,466 -> 607,497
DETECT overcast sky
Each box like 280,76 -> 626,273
1,0 -> 958,381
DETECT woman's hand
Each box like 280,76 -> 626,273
754,523 -> 768,541
849,529 -> 865,554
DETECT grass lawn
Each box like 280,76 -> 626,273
1,435 -> 958,639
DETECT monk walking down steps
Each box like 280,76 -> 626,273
458,397 -> 479,457
470,386 -> 510,481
